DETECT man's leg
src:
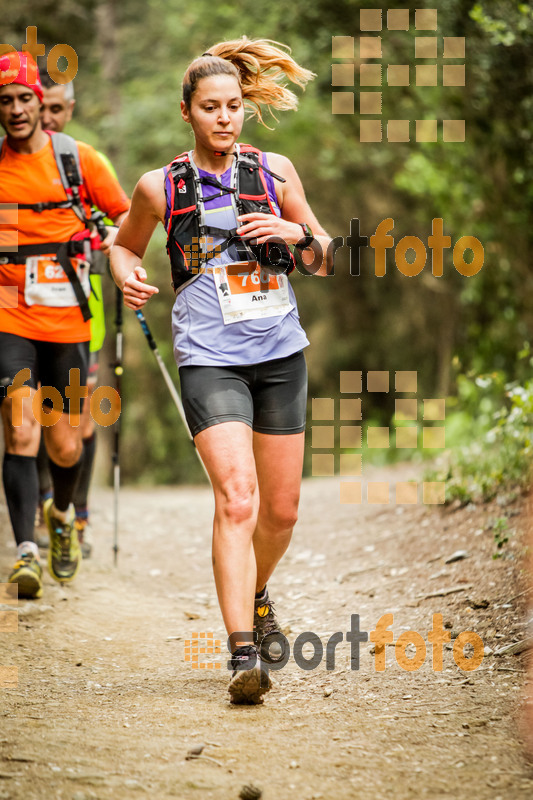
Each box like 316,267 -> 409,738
34,432 -> 53,546
0,334 -> 43,598
72,351 -> 99,557
38,339 -> 88,583
36,431 -> 53,500
1,388 -> 41,546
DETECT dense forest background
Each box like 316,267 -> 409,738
3,0 -> 532,485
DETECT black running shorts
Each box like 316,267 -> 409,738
179,350 -> 308,437
0,331 -> 89,412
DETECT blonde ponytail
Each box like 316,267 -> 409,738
183,36 -> 315,126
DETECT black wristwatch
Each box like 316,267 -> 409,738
294,222 -> 314,250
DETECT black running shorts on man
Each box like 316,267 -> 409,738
0,332 -> 89,412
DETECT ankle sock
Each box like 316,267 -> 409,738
17,541 -> 39,559
50,502 -> 74,524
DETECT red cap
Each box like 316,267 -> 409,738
0,51 -> 43,102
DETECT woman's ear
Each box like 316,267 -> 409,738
180,100 -> 190,123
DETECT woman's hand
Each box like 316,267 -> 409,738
236,213 -> 304,246
121,265 -> 159,310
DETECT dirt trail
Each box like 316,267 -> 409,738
1,464 -> 533,800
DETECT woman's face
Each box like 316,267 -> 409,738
181,74 -> 244,152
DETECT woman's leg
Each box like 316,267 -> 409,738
194,421 -> 259,647
252,431 -> 305,592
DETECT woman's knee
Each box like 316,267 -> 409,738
259,497 -> 299,532
216,479 -> 257,526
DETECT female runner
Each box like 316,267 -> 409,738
111,37 -> 332,704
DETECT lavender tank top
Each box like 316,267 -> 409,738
166,150 -> 309,368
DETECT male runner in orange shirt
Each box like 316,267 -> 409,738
0,51 -> 130,598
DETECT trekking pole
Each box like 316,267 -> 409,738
112,286 -> 123,566
134,309 -> 210,483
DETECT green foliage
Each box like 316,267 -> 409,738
491,516 -> 512,559
426,364 -> 533,504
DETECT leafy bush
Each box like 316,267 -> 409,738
426,364 -> 533,504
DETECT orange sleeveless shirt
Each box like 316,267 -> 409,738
0,136 -> 129,342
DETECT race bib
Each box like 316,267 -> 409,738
213,262 -> 293,325
24,254 -> 91,308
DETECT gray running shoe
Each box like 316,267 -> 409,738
228,645 -> 272,705
254,589 -> 288,664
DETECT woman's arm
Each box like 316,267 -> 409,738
110,169 -> 166,309
235,152 -> 333,277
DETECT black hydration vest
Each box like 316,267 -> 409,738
164,143 -> 296,293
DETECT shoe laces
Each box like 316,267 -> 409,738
51,522 -> 73,560
13,552 -> 35,569
254,599 -> 281,636
231,645 -> 257,668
